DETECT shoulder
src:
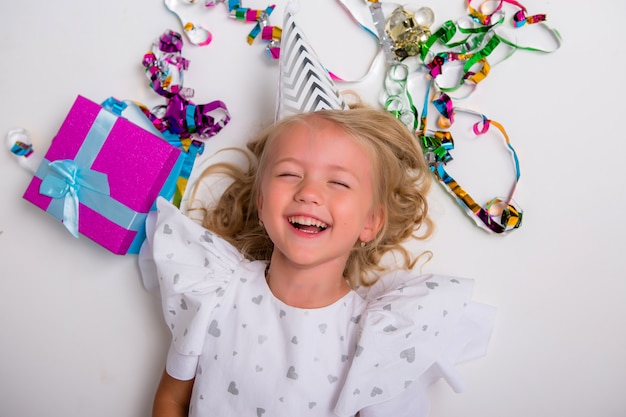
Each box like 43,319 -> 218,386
334,270 -> 495,416
148,197 -> 245,269
361,270 -> 473,301
350,271 -> 479,362
140,198 -> 267,359
144,197 -> 268,296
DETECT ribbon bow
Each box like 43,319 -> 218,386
39,159 -> 110,238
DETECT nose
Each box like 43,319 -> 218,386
294,178 -> 322,205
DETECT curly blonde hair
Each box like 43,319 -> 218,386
189,103 -> 433,288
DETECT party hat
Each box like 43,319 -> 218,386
275,4 -> 349,121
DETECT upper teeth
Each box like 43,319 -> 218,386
288,216 -> 328,229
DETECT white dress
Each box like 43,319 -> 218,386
139,198 -> 496,417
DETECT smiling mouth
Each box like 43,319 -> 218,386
288,216 -> 329,233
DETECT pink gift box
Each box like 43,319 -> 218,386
23,95 -> 184,254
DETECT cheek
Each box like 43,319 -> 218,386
257,180 -> 281,220
335,199 -> 367,226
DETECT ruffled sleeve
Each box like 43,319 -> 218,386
334,270 -> 496,417
139,197 -> 261,380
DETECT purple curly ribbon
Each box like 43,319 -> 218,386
141,30 -> 231,140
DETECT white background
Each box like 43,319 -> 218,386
1,0 -> 624,416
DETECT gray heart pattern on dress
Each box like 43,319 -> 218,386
208,320 -> 221,337
228,381 -> 239,395
400,347 -> 415,363
370,386 -> 383,397
252,295 -> 263,305
286,366 -> 298,380
355,345 -> 364,357
200,231 -> 212,243
163,224 -> 172,234
426,282 -> 439,290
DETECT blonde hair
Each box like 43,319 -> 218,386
190,103 -> 433,288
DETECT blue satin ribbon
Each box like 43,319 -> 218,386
35,104 -> 148,243
39,160 -> 110,238
33,96 -> 185,253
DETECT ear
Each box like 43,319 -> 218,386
359,205 -> 384,243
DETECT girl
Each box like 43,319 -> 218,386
140,103 -> 494,417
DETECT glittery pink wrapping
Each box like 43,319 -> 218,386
23,95 -> 183,254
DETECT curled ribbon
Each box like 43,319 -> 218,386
7,128 -> 43,174
422,109 -> 523,234
355,0 -> 561,233
142,30 -> 231,141
10,140 -> 33,157
137,30 -> 231,208
39,159 -> 110,238
382,64 -> 419,131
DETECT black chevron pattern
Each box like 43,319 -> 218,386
276,11 -> 348,120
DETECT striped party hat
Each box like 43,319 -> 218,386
275,4 -> 349,121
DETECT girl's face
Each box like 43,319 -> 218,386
257,117 -> 383,274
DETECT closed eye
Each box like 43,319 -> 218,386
330,180 -> 350,188
278,172 -> 301,178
